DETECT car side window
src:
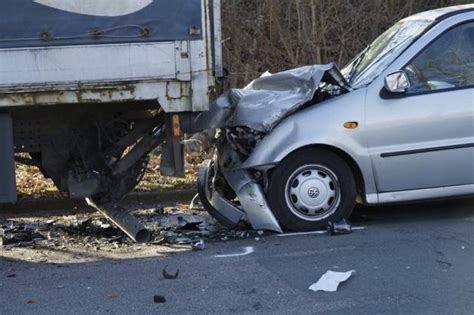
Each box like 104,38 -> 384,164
404,22 -> 474,94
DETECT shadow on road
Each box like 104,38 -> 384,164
352,197 -> 474,224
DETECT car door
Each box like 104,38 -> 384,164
366,21 -> 474,195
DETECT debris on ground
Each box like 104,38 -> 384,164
85,198 -> 150,244
189,194 -> 202,210
0,222 -> 45,247
162,266 -> 179,280
309,270 -> 355,292
0,203 -> 264,263
153,295 -> 166,304
191,239 -> 205,251
327,218 -> 352,236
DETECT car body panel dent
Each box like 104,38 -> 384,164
195,63 -> 350,133
240,88 -> 378,200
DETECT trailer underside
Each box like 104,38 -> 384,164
3,102 -> 187,204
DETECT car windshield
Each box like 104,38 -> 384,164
343,19 -> 433,89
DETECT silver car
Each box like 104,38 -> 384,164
196,5 -> 474,232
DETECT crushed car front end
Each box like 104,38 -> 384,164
195,64 -> 352,232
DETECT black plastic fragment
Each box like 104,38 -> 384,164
153,295 -> 166,304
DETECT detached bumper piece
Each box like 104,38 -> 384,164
197,152 -> 283,233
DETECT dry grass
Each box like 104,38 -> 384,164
15,152 -> 206,198
221,0 -> 471,87
16,163 -> 58,198
136,153 -> 205,192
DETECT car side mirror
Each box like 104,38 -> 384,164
384,71 -> 410,94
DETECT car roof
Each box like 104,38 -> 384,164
402,4 -> 474,22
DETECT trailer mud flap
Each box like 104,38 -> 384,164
0,114 -> 17,203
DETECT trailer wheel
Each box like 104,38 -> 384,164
267,148 -> 356,231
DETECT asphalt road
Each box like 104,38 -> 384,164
1,198 -> 473,314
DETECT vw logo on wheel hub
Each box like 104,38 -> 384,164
307,187 -> 320,199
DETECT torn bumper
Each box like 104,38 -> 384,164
197,160 -> 245,228
197,154 -> 283,233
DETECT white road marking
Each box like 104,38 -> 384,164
214,246 -> 254,258
34,0 -> 153,17
272,246 -> 356,258
277,226 -> 366,237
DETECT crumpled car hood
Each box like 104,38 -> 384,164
196,63 -> 351,133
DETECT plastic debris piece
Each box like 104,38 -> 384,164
189,193 -> 202,210
162,266 -> 179,279
191,239 -> 205,251
153,295 -> 166,304
309,270 -> 355,292
174,237 -> 192,245
327,218 -> 352,236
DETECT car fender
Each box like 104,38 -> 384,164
239,88 -> 379,203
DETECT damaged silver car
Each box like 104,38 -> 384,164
196,5 -> 474,232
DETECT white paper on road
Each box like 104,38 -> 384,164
309,270 -> 355,292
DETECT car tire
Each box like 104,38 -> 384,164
267,148 -> 356,231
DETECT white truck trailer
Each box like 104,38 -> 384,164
0,0 -> 223,205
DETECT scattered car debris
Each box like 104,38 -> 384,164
0,222 -> 44,247
189,194 -> 202,210
162,266 -> 179,280
327,219 -> 352,236
153,295 -> 166,304
0,203 -> 274,264
86,198 -> 150,243
191,239 -> 205,251
0,203 -> 266,260
309,270 -> 355,292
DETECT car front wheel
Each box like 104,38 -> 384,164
267,148 -> 356,231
